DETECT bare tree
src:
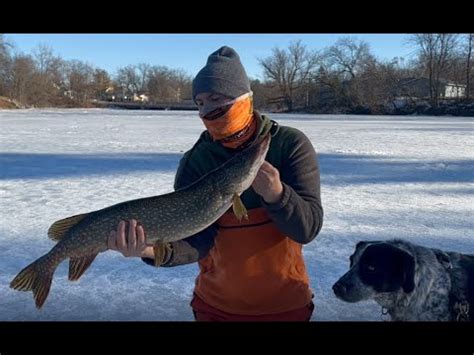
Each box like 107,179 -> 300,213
408,34 -> 459,106
92,69 -> 112,100
250,78 -> 285,111
116,65 -> 140,99
353,57 -> 415,113
0,34 -> 10,62
34,45 -> 54,75
0,34 -> 14,96
64,60 -> 95,105
31,45 -> 66,105
136,63 -> 151,93
171,68 -> 192,101
147,66 -> 171,102
466,34 -> 473,99
319,37 -> 376,108
258,40 -> 320,111
143,66 -> 190,102
324,37 -> 375,80
10,54 -> 36,104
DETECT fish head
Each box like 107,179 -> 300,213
218,131 -> 271,196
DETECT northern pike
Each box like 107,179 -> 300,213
10,132 -> 271,309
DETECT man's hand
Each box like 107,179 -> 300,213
252,161 -> 284,204
108,219 -> 154,259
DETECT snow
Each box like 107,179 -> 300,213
0,109 -> 473,321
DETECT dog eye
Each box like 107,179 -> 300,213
367,265 -> 376,272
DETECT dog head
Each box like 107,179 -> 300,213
332,241 -> 416,303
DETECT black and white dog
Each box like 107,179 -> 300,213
332,239 -> 474,321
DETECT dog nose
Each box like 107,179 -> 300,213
332,282 -> 346,296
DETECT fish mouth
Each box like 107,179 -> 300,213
235,130 -> 271,165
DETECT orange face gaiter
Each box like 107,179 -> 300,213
200,93 -> 257,149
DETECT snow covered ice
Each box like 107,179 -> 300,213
0,109 -> 473,321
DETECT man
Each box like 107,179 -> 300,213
108,46 -> 323,321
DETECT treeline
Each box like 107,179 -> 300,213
1,34 -> 473,114
254,35 -> 473,114
0,35 -> 193,108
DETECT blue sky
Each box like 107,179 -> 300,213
5,34 -> 415,80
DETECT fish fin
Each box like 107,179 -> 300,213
153,241 -> 168,267
10,256 -> 54,309
69,253 -> 98,281
48,213 -> 88,241
153,241 -> 173,267
232,194 -> 249,222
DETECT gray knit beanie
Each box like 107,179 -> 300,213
192,46 -> 251,100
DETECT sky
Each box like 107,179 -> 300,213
5,34 -> 416,80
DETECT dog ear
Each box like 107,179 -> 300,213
402,251 -> 416,293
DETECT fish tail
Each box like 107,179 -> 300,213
10,256 -> 55,309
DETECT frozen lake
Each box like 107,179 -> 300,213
0,109 -> 473,321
